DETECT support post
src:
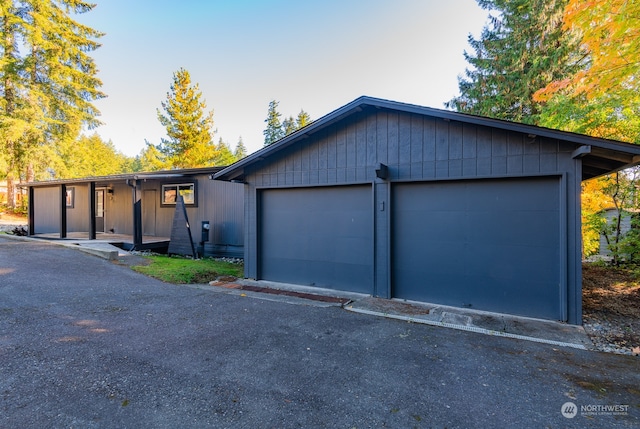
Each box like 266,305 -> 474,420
89,182 -> 96,240
28,186 -> 35,236
132,180 -> 143,249
60,184 -> 67,238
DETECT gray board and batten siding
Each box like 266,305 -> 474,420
216,96 -> 640,325
26,168 -> 244,258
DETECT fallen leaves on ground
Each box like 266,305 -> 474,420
582,263 -> 640,355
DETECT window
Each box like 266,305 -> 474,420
161,182 -> 197,206
66,187 -> 75,208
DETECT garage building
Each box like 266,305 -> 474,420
215,96 -> 640,324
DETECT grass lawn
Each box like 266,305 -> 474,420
132,255 -> 243,284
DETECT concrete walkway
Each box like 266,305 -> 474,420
212,278 -> 593,351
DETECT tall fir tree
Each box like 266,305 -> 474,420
296,109 -> 312,129
263,99 -> 284,146
263,101 -> 312,144
282,115 -> 296,136
1,0 -> 104,208
234,136 -> 247,160
446,0 -> 578,125
156,68 -> 216,168
55,134 -> 132,179
138,141 -> 170,172
212,137 -> 236,166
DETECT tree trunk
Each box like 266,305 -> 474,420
6,172 -> 15,210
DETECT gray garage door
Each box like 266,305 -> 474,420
259,185 -> 374,293
392,177 -> 562,320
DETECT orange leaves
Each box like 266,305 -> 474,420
535,0 -> 640,101
533,77 -> 575,102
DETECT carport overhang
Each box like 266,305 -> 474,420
22,167 -> 225,244
573,145 -> 640,180
214,96 -> 640,183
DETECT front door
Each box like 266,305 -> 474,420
95,189 -> 105,233
142,190 -> 156,236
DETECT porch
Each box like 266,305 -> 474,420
31,232 -> 171,253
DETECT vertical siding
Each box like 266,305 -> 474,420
410,115 -> 423,179
398,113 -> 411,179
462,122 -> 477,176
66,185 -> 89,233
244,109 -> 577,191
106,183 -> 134,235
138,175 -> 244,256
242,107 -> 582,323
33,187 -> 60,234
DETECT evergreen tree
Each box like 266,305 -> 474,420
282,115 -> 297,136
263,99 -> 284,145
212,137 -> 236,166
0,0 -> 104,208
138,141 -> 169,172
446,0 -> 578,124
55,134 -> 132,179
296,109 -> 312,129
156,68 -> 216,168
234,136 -> 247,160
263,102 -> 312,144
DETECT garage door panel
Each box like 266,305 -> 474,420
260,186 -> 373,294
469,211 -> 559,247
392,177 -> 562,320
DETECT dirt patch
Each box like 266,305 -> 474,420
112,255 -> 152,268
0,212 -> 27,225
0,213 -> 27,234
582,263 -> 640,355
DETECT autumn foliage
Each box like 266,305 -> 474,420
534,0 -> 640,101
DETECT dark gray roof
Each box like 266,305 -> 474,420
24,166 -> 225,188
214,96 -> 640,182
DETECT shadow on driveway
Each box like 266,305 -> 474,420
1,237 -> 638,428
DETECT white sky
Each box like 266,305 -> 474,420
80,0 -> 489,157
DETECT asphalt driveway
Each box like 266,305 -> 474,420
1,237 -> 638,428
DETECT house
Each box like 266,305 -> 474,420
0,180 -> 27,209
25,167 -> 243,257
598,207 -> 638,257
214,96 -> 640,325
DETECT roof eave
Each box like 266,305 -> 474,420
213,96 -> 640,182
23,166 -> 227,187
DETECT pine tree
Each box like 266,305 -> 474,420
446,0 -> 578,124
263,99 -> 284,146
282,115 -> 296,136
138,141 -> 169,172
281,109 -> 312,136
55,134 -> 132,179
156,68 -> 216,168
212,137 -> 236,166
234,136 -> 247,160
263,102 -> 312,144
0,0 -> 104,208
296,109 -> 312,129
